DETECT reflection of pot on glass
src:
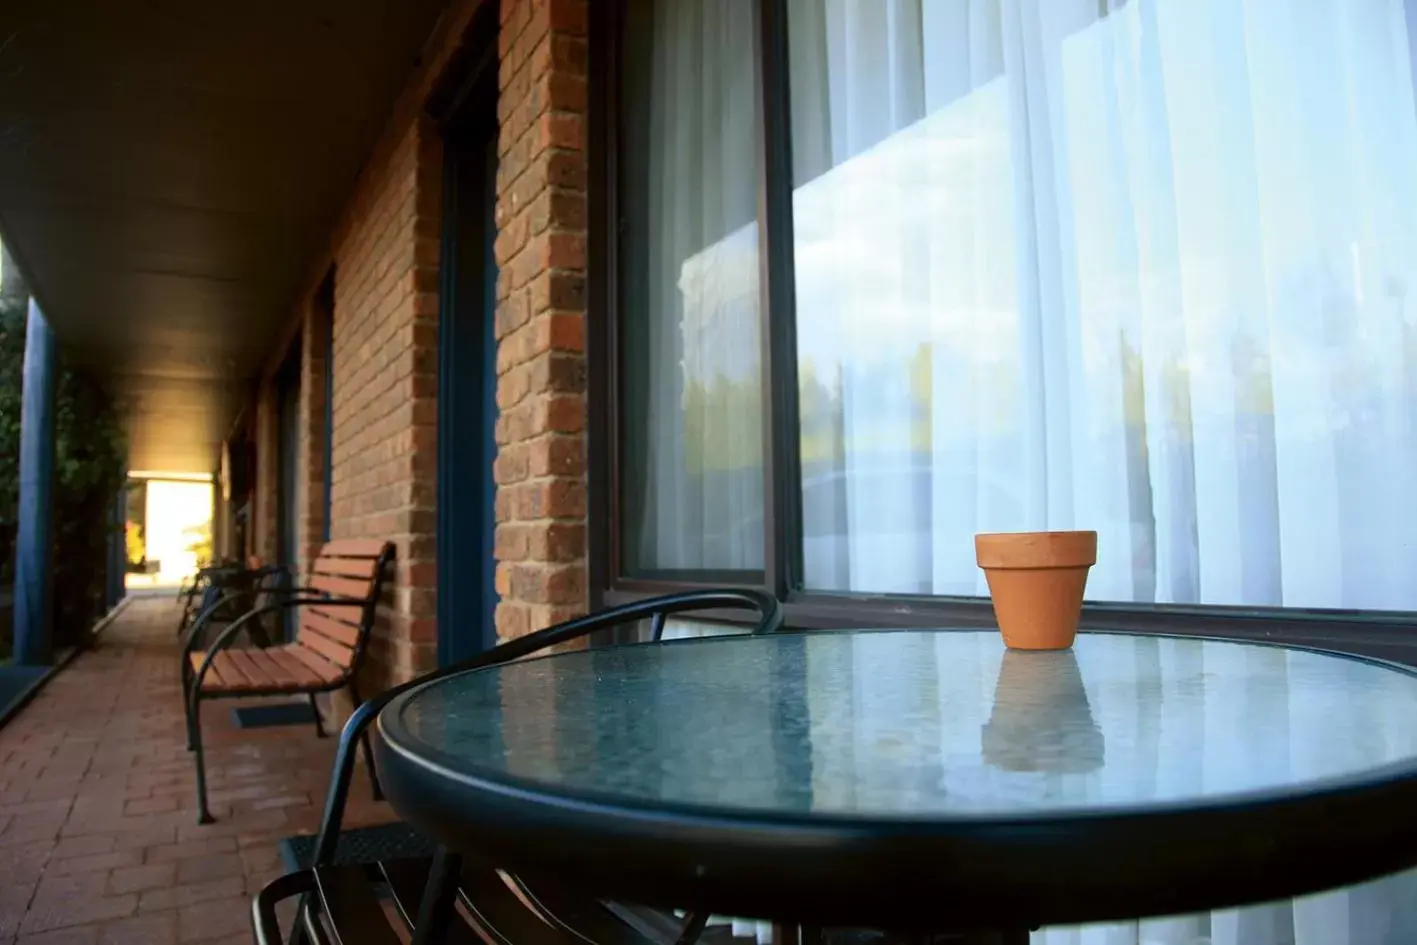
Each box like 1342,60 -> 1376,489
981,650 -> 1104,773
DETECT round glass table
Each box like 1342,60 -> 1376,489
374,630 -> 1417,930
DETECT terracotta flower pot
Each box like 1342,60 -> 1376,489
974,530 -> 1097,650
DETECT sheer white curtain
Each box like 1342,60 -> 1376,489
791,0 -> 1417,611
783,0 -> 1417,942
625,0 -> 764,574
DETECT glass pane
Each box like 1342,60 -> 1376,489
619,0 -> 765,578
789,0 -> 1417,610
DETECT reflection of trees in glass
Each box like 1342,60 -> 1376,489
681,375 -> 763,473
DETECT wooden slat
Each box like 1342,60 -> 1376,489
298,631 -> 355,670
240,648 -> 305,688
202,663 -> 230,690
319,539 -> 388,558
268,647 -> 330,687
313,556 -> 379,579
222,649 -> 269,689
212,652 -> 255,689
301,610 -> 361,648
313,865 -> 403,945
191,651 -> 237,692
240,648 -> 295,687
289,642 -> 347,682
309,602 -> 363,624
311,574 -> 373,600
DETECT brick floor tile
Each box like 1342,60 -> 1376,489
0,839 -> 56,884
175,854 -> 244,885
0,798 -> 71,818
178,809 -> 289,845
123,796 -> 178,816
111,825 -> 179,853
176,898 -> 249,943
3,815 -> 68,844
242,793 -> 310,813
237,846 -> 283,876
96,910 -> 179,945
138,877 -> 244,913
144,836 -> 237,864
0,881 -> 40,941
47,851 -> 144,877
51,836 -> 117,860
107,862 -> 176,896
34,869 -> 111,904
20,894 -> 137,934
15,925 -> 101,945
61,812 -> 190,839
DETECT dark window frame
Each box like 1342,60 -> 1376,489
585,0 -> 1417,664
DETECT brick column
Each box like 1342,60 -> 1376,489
327,120 -> 442,687
492,0 -> 590,642
253,381 -> 280,566
297,293 -> 332,579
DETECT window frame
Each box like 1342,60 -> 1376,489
584,0 -> 1417,664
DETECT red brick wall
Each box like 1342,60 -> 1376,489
491,0 -> 590,642
249,0 -> 592,692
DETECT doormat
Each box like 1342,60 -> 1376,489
278,822 -> 438,873
232,702 -> 317,729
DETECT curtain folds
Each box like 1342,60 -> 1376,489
781,0 -> 1417,941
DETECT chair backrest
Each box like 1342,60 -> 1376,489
292,540 -> 395,681
307,587 -> 783,870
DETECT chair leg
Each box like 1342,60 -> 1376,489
410,846 -> 464,945
310,694 -> 326,738
348,681 -> 383,802
182,685 -> 195,752
188,691 -> 214,825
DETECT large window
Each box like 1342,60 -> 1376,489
618,0 -> 765,581
603,0 -> 1417,629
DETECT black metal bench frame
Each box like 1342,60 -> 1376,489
182,541 -> 395,824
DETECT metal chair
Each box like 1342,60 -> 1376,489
252,589 -> 784,945
176,556 -> 286,641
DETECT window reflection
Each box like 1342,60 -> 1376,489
780,0 -> 1417,608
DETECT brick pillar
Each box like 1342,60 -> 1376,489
492,0 -> 590,642
253,382 -> 280,566
297,292 -> 332,579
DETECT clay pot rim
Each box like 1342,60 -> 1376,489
974,530 -> 1098,570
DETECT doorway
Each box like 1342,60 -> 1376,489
433,1 -> 500,666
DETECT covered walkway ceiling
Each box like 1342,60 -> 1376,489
0,0 -> 446,472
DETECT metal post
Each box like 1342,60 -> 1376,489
12,299 -> 57,665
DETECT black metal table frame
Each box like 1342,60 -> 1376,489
375,630 -> 1417,934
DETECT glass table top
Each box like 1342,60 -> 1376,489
382,631 -> 1417,819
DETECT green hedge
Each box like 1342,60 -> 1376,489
0,300 -> 127,655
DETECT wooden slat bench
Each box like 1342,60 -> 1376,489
181,539 -> 395,824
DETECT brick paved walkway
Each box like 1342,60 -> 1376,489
0,597 -> 393,945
